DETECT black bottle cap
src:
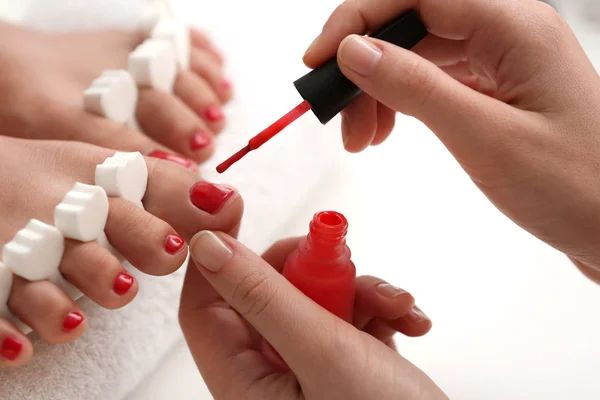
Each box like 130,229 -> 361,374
294,10 -> 428,125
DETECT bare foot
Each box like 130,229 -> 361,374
0,136 -> 243,367
0,22 -> 231,165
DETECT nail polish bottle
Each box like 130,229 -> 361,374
283,211 -> 356,322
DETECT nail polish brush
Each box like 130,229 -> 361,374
217,10 -> 427,173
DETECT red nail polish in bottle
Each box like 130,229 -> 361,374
263,211 -> 356,369
283,211 -> 356,322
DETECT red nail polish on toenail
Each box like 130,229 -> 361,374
1,337 -> 22,361
165,234 -> 185,254
190,182 -> 235,214
113,272 -> 134,296
190,131 -> 212,151
63,312 -> 84,332
204,106 -> 224,122
149,150 -> 196,169
220,79 -> 232,91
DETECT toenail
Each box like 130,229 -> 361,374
220,79 -> 232,91
204,106 -> 224,122
0,337 -> 22,361
113,272 -> 135,296
190,182 -> 235,214
165,234 -> 185,255
190,131 -> 212,151
62,312 -> 84,332
149,150 -> 196,169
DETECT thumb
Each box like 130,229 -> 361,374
188,230 -> 350,373
336,34 -> 522,162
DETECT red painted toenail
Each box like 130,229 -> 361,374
220,79 -> 232,91
190,182 -> 235,214
190,131 -> 212,151
62,312 -> 84,332
204,106 -> 224,122
149,150 -> 196,169
165,234 -> 185,254
0,337 -> 22,361
113,272 -> 135,296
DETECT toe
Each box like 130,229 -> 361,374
0,319 -> 33,367
9,278 -> 86,344
59,241 -> 138,309
190,28 -> 224,65
137,88 -> 216,164
104,198 -> 189,276
143,157 -> 244,241
190,48 -> 232,103
174,71 -> 226,134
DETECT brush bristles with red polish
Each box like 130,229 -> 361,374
216,100 -> 312,174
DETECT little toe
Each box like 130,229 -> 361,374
0,319 -> 33,367
190,48 -> 232,103
137,88 -> 216,164
190,28 -> 224,65
143,157 -> 244,240
9,278 -> 86,344
174,71 -> 226,134
104,198 -> 189,276
59,241 -> 138,309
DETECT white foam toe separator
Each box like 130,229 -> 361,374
151,19 -> 190,70
95,152 -> 148,205
3,220 -> 65,282
84,70 -> 139,124
54,183 -> 109,242
0,262 -> 13,320
129,38 -> 178,93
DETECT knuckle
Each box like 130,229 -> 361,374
401,56 -> 439,112
231,269 -> 275,319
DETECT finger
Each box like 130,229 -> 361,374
260,237 -> 304,273
353,276 -> 415,330
304,0 -> 538,70
188,231 -> 349,376
570,257 -> 600,286
386,306 -> 433,337
371,102 -> 396,146
179,263 -> 279,399
337,35 -> 522,164
341,93 -> 378,153
412,35 -> 466,67
0,319 -> 33,367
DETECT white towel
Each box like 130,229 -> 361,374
0,1 -> 342,399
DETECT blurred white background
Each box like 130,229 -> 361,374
130,1 -> 600,399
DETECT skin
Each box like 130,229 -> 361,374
0,136 -> 243,367
303,0 -> 600,281
0,22 -> 231,164
180,233 -> 442,400
180,0 -> 600,398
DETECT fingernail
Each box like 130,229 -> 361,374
190,181 -> 235,214
190,131 -> 212,151
190,231 -> 233,272
376,283 -> 408,299
341,113 -> 351,149
204,105 -> 224,122
304,34 -> 321,58
62,312 -> 84,332
0,337 -> 22,361
165,234 -> 185,255
113,272 -> 134,296
405,306 -> 429,324
149,150 -> 196,169
220,79 -> 232,91
339,35 -> 383,77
